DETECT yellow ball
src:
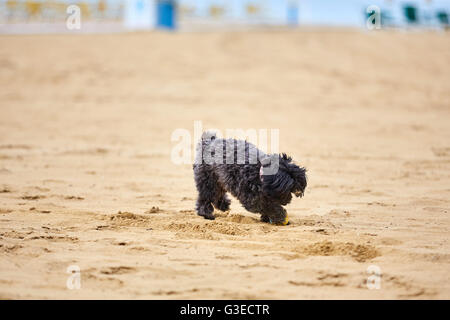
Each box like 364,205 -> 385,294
271,214 -> 289,226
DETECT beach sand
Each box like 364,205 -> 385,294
0,30 -> 449,299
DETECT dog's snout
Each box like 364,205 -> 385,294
294,191 -> 303,197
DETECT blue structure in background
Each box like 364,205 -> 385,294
287,3 -> 299,26
157,0 -> 176,29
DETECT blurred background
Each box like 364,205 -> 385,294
0,0 -> 449,33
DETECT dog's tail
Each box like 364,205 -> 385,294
194,131 -> 217,166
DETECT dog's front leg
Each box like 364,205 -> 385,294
193,164 -> 216,220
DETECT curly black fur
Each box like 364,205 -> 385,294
193,132 -> 307,225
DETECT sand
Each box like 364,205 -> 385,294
0,30 -> 449,299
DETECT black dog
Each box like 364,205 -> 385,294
193,132 -> 307,225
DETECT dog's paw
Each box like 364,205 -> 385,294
197,204 -> 215,220
201,213 -> 215,220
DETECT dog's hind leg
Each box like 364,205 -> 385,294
193,164 -> 216,220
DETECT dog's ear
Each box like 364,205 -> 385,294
261,169 -> 294,198
286,162 -> 307,197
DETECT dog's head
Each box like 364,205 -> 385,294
260,153 -> 307,205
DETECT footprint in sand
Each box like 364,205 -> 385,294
64,196 -> 85,200
0,187 -> 11,193
21,195 -> 46,200
100,266 -> 136,275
